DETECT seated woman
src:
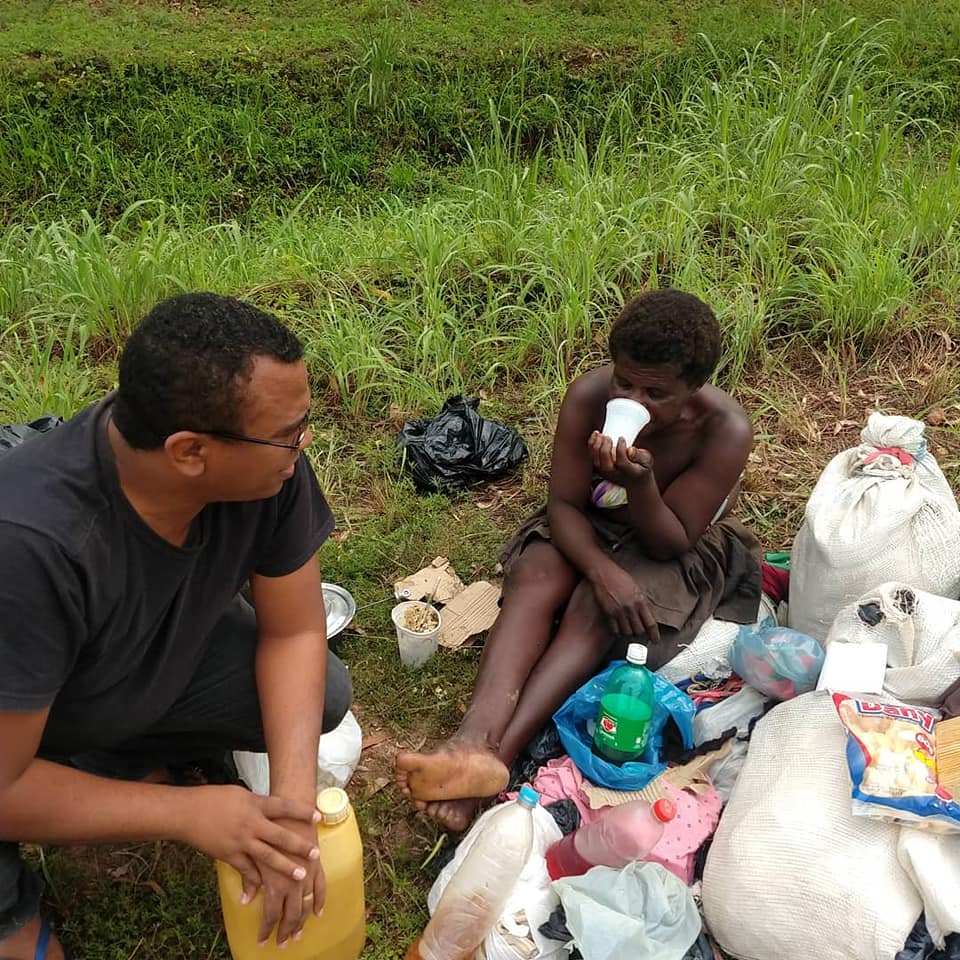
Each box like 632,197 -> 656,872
395,289 -> 761,830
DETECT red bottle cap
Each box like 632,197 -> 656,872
652,798 -> 677,823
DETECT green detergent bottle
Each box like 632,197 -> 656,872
592,643 -> 654,765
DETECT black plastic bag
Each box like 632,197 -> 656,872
507,722 -> 565,792
896,917 -> 960,960
544,798 -> 581,837
540,905 -> 582,959
0,415 -> 63,452
397,396 -> 527,492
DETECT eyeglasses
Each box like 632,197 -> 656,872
203,424 -> 310,452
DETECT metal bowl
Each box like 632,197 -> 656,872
323,582 -> 357,640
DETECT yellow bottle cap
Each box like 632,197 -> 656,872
317,787 -> 350,825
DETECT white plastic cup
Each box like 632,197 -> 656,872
391,601 -> 442,668
601,398 -> 651,446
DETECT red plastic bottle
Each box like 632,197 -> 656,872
545,797 -> 677,881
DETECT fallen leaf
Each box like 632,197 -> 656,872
833,419 -> 860,434
927,408 -> 947,426
363,776 -> 391,799
361,732 -> 392,751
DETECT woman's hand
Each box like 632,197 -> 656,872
590,561 -> 661,642
588,433 -> 655,486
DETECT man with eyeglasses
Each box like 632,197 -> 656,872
0,293 -> 351,959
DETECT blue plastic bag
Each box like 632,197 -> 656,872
553,660 -> 696,791
729,621 -> 824,700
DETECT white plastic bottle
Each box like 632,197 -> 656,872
411,785 -> 540,960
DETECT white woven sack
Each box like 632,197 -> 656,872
825,583 -> 960,707
898,828 -> 960,948
702,692 -> 921,960
658,594 -> 778,683
789,413 -> 960,642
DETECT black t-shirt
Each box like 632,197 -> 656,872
0,396 -> 334,755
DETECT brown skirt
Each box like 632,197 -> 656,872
500,507 -> 762,669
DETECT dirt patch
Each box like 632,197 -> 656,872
737,331 -> 960,550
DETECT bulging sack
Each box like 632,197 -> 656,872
826,584 -> 960,707
397,396 -> 528,492
702,692 -> 922,960
789,413 -> 960,642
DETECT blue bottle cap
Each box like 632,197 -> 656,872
517,784 -> 540,808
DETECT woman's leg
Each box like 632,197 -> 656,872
496,577 -> 615,766
395,540 -> 578,826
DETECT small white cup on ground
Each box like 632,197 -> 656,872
601,397 -> 651,446
391,601 -> 442,668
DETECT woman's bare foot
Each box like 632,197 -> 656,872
422,797 -> 483,832
0,914 -> 65,960
395,741 -> 509,803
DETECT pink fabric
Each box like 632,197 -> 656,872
508,758 -> 722,885
504,757 -> 594,822
643,781 -> 723,883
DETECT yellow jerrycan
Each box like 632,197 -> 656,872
217,787 -> 366,960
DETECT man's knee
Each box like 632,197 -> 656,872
321,652 -> 352,733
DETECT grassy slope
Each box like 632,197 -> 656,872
2,0 -> 956,67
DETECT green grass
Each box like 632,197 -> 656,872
3,18 -> 960,411
3,1 -> 960,957
1,0 -> 956,67
0,1 -> 959,223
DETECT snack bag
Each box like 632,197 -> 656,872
833,693 -> 960,831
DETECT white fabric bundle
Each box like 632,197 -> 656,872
790,413 -> 960,642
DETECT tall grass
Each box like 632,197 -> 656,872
2,21 -> 959,420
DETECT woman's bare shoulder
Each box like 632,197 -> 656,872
555,366 -> 611,442
565,364 -> 612,401
697,384 -> 752,442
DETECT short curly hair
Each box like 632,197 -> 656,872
608,289 -> 721,387
113,292 -> 303,450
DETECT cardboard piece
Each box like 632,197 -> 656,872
935,716 -> 960,796
438,580 -> 502,649
393,557 -> 465,605
582,739 -> 732,808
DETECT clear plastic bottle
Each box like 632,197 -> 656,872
409,785 -> 540,960
217,787 -> 366,960
593,642 -> 655,764
544,797 -> 677,881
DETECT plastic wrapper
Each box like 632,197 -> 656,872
834,693 -> 960,831
234,709 -> 362,794
897,916 -> 960,960
552,862 -> 701,960
730,622 -> 824,700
